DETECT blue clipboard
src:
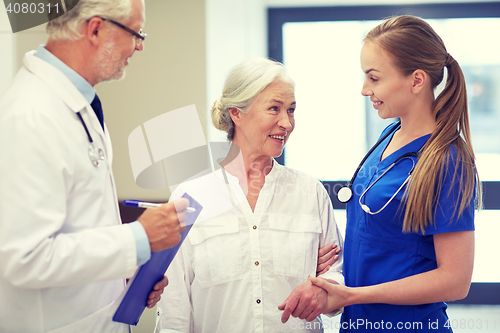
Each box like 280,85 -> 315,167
112,193 -> 202,325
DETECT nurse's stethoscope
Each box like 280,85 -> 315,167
76,112 -> 105,167
337,121 -> 420,215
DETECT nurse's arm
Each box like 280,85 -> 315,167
309,230 -> 474,312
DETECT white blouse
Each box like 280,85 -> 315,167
157,161 -> 344,333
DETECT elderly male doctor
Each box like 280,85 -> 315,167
0,0 -> 189,332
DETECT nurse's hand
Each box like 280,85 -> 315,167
308,276 -> 349,313
317,244 -> 341,275
147,275 -> 169,308
138,198 -> 189,252
278,279 -> 330,323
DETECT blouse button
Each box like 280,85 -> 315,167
255,261 -> 259,266
256,299 -> 261,304
252,225 -> 257,230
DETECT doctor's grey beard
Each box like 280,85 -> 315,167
94,39 -> 126,83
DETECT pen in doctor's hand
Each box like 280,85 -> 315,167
123,200 -> 196,212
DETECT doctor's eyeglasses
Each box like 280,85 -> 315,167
91,16 -> 147,48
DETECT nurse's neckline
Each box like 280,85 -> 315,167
380,128 -> 431,162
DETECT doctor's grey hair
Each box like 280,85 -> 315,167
211,57 -> 295,141
46,0 -> 134,41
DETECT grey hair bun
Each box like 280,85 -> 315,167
211,97 -> 235,140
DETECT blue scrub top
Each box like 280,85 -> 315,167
342,122 -> 475,332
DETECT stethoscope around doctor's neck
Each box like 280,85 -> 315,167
337,121 -> 421,215
76,112 -> 105,167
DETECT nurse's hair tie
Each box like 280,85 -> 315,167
445,53 -> 456,68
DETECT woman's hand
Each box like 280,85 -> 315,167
317,244 -> 341,275
278,279 -> 329,323
308,276 -> 350,313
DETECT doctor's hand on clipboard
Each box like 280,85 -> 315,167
137,198 -> 189,251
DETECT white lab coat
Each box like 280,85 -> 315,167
0,51 -> 137,333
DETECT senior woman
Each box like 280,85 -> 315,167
156,57 -> 343,333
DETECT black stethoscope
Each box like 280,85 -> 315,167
337,121 -> 420,213
76,112 -> 105,167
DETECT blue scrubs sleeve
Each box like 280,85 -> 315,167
422,147 -> 475,235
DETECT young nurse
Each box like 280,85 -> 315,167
308,15 -> 481,332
